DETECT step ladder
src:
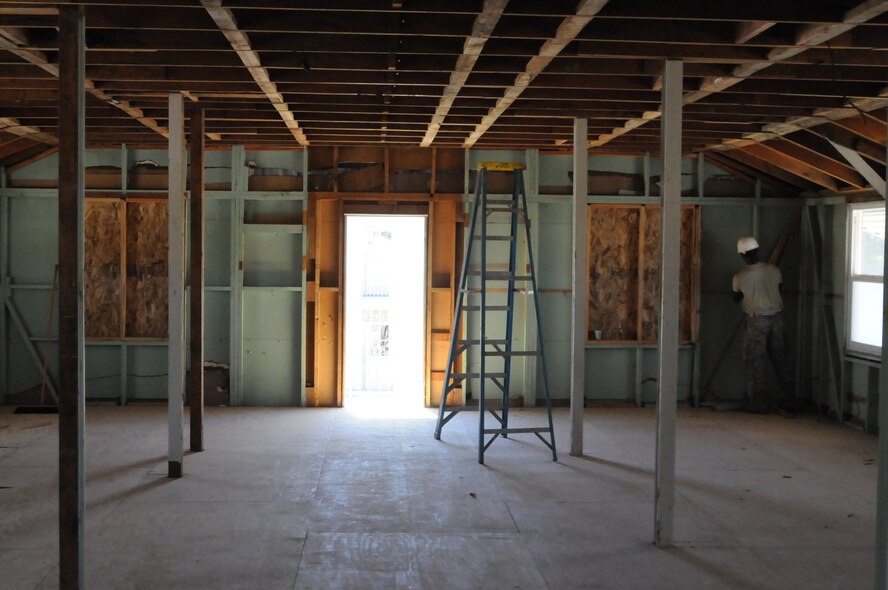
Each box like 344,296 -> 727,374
434,162 -> 557,464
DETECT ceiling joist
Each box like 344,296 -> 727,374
464,0 -> 609,147
202,0 -> 309,146
420,0 -> 507,147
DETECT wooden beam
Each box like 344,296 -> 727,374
189,106 -> 205,453
420,0 -> 506,147
739,143 -> 839,190
0,26 -> 171,140
655,58 -> 682,549
591,0 -> 888,150
201,0 -> 309,145
706,151 -> 801,194
464,0 -> 609,147
827,137 -> 886,197
570,117 -> 587,458
765,137 -> 867,188
808,125 -> 887,165
5,145 -> 58,173
735,21 -> 775,44
0,116 -> 57,144
57,6 -> 86,589
0,136 -> 38,161
833,114 -> 888,146
719,149 -> 817,192
167,93 -> 185,478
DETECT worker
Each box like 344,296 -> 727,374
732,236 -> 795,414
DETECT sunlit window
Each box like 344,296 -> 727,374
847,203 -> 885,356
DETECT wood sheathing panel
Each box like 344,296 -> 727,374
587,206 -> 639,341
311,198 -> 341,406
126,201 -> 168,338
85,200 -> 122,338
640,207 -> 696,342
427,199 -> 460,407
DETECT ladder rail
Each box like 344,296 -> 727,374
478,172 -> 488,464
434,164 -> 557,464
499,172 -> 520,441
435,171 -> 483,440
518,171 -> 558,461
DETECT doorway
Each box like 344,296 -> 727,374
344,215 -> 426,410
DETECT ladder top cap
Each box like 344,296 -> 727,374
477,162 -> 526,171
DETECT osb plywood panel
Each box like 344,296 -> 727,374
126,201 -> 168,338
313,289 -> 339,407
641,206 -> 696,342
316,199 -> 341,287
587,206 -> 639,341
85,200 -> 122,338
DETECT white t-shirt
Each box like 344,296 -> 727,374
732,262 -> 783,317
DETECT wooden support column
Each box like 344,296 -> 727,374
570,118 -> 588,457
875,104 -> 888,590
58,6 -> 86,588
167,93 -> 185,478
189,107 -> 205,452
654,59 -> 682,548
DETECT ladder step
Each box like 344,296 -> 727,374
485,198 -> 517,204
461,305 -> 512,312
483,350 -> 540,357
485,206 -> 522,213
467,271 -> 532,281
454,338 -> 509,346
471,235 -> 515,241
482,427 -> 552,435
451,372 -> 508,379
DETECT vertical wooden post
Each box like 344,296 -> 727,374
189,107 -> 205,451
654,58 -> 683,548
58,6 -> 86,588
570,118 -> 588,457
874,104 -> 888,590
168,93 -> 185,478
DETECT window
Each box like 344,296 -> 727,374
847,203 -> 885,355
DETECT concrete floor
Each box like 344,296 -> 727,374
0,403 -> 878,589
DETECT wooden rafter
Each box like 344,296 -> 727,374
589,0 -> 888,150
735,21 -> 775,44
420,0 -> 507,147
463,0 -> 609,147
726,146 -> 822,192
201,0 -> 309,146
705,151 -> 801,195
4,144 -> 58,172
0,1 -> 883,153
0,115 -> 57,144
833,113 -> 888,146
808,125 -> 887,165
0,25 -> 170,140
764,137 -> 866,188
738,143 -> 838,191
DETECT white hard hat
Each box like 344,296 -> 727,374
737,236 -> 759,254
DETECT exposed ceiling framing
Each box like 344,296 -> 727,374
0,0 -> 885,196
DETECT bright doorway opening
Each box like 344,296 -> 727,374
344,215 -> 426,414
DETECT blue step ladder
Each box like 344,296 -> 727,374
433,162 -> 557,464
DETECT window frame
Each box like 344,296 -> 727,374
845,201 -> 885,358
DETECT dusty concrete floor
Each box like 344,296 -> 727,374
0,403 -> 878,589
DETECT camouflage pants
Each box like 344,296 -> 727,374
743,312 -> 793,405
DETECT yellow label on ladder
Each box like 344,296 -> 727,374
477,162 -> 526,171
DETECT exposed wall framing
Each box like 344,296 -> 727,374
84,195 -> 168,340
427,198 -> 463,407
587,204 -> 699,344
84,199 -> 123,338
